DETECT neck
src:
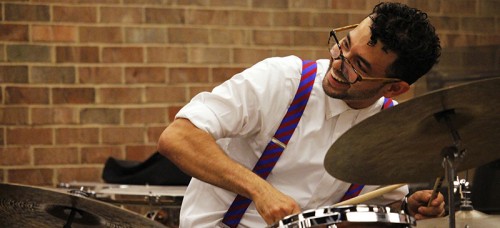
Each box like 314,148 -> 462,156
344,97 -> 381,109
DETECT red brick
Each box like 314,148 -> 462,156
0,147 -> 31,166
102,47 -> 143,63
80,108 -> 121,124
124,107 -> 166,124
32,25 -> 77,42
146,46 -> 188,63
6,44 -> 51,62
31,107 -> 78,125
252,0 -> 288,8
168,28 -> 209,44
190,47 -> 230,64
56,167 -> 102,183
147,125 -> 165,143
124,0 -> 165,4
0,65 -> 28,83
442,0 -> 477,15
0,107 -> 29,125
145,8 -> 185,24
210,0 -> 249,7
102,127 -> 145,144
312,12 -> 349,28
168,106 -> 183,122
55,128 -> 99,145
189,85 -> 217,99
211,28 -> 248,45
289,0 -> 330,9
125,145 -> 157,161
461,17 -> 495,33
81,146 -> 124,164
293,30 -> 325,46
169,67 -> 210,84
34,147 -> 78,165
100,6 -> 143,23
56,46 -> 99,63
145,86 -> 187,103
52,87 -> 95,104
78,67 -> 123,84
53,6 -> 97,23
31,66 -> 76,83
212,67 -> 245,83
230,10 -> 271,26
186,9 -> 230,26
5,3 -> 50,22
6,127 -> 53,145
0,24 -> 28,41
5,86 -> 49,104
8,168 -> 53,186
80,26 -> 122,43
233,48 -> 273,64
254,30 -> 292,45
274,11 -> 311,27
98,87 -> 142,104
331,0 -> 366,9
125,67 -> 166,83
124,27 -> 166,43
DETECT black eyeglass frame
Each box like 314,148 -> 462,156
328,24 -> 401,84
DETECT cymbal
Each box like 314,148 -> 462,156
416,210 -> 500,227
0,183 -> 165,227
325,77 -> 500,185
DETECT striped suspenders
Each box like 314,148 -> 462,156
221,60 -> 317,228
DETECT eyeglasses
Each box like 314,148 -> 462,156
328,24 -> 401,84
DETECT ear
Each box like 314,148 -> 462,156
382,81 -> 410,98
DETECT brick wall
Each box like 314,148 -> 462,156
1,0 -> 499,187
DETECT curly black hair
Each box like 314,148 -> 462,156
369,2 -> 441,85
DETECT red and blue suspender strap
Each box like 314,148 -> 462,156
220,60 -> 317,228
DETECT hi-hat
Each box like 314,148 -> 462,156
0,183 -> 165,227
324,77 -> 500,185
416,210 -> 500,227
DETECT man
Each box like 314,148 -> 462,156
158,2 -> 444,227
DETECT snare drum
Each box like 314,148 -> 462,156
270,204 -> 415,228
58,182 -> 186,228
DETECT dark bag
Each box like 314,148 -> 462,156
102,151 -> 191,186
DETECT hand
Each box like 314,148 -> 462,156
407,190 -> 445,220
252,186 -> 301,225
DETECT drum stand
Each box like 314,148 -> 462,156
435,110 -> 466,228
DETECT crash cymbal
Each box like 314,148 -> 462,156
325,77 -> 500,185
0,183 -> 165,227
416,210 -> 500,227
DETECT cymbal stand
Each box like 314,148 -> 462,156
435,110 -> 466,228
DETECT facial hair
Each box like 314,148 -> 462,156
322,58 -> 386,101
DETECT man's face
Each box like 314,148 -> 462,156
322,17 -> 398,108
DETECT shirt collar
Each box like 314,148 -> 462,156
324,96 -> 386,120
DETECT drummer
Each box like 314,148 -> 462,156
158,2 -> 445,227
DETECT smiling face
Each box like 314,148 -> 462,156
322,17 -> 402,109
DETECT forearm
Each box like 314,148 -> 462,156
157,118 -> 269,200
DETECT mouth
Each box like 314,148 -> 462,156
330,68 -> 350,85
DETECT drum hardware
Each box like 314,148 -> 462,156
58,181 -> 185,227
270,204 -> 415,228
0,182 -> 165,227
416,177 -> 500,227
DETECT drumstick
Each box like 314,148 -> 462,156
333,183 -> 406,206
427,177 -> 444,207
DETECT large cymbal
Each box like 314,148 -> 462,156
325,77 -> 500,185
0,183 -> 165,227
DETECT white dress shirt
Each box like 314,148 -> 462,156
175,55 -> 407,227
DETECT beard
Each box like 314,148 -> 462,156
322,60 -> 385,101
